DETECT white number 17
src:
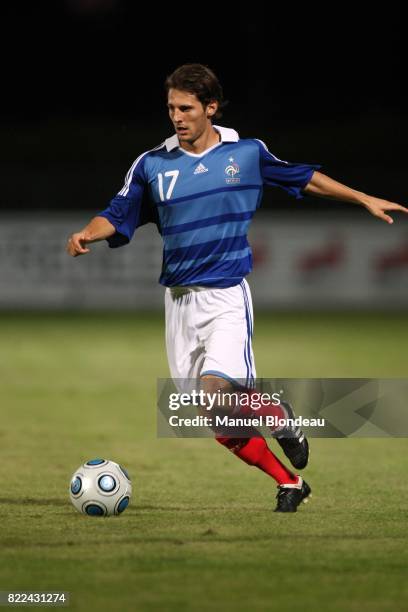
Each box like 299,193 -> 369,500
158,170 -> 179,201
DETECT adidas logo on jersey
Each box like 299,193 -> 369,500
193,163 -> 208,175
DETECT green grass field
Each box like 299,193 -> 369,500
0,312 -> 407,611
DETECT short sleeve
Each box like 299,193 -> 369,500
255,139 -> 321,199
98,155 -> 155,248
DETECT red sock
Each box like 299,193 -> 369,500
216,435 -> 298,485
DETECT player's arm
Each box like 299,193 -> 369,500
66,154 -> 150,257
303,171 -> 408,225
66,216 -> 116,257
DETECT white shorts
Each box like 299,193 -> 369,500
165,279 -> 256,392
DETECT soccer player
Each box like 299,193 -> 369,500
66,64 -> 408,513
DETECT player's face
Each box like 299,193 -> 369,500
167,89 -> 216,144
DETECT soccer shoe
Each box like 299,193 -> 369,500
274,477 -> 312,513
274,401 -> 309,470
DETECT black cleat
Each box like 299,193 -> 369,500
274,477 -> 312,513
275,401 -> 309,469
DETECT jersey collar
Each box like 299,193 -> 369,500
165,125 -> 239,152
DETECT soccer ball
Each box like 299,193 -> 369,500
69,458 -> 132,517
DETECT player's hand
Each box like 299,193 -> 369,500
66,231 -> 91,257
362,196 -> 408,225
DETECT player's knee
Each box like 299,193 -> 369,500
200,374 -> 235,412
200,374 -> 230,394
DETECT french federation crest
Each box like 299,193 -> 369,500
225,157 -> 241,184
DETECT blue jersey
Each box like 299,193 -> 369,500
98,125 -> 320,288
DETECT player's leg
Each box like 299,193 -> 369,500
164,285 -> 311,512
164,286 -> 273,473
200,374 -> 299,486
198,279 -> 311,511
201,279 -> 309,469
239,280 -> 309,468
164,286 -> 206,391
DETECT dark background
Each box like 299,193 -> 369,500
2,1 -> 406,214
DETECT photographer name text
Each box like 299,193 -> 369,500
167,415 -> 325,428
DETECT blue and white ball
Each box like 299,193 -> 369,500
69,459 -> 132,517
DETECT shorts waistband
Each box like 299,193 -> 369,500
167,285 -> 210,296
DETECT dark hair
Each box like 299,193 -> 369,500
165,63 -> 226,119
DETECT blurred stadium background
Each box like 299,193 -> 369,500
1,2 -> 407,311
1,2 -> 407,611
